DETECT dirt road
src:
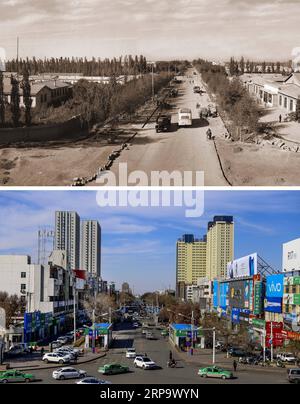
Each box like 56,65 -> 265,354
104,69 -> 229,186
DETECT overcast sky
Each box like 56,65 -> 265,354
0,0 -> 299,61
0,190 -> 300,294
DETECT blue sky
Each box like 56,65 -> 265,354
1,0 -> 299,61
0,190 -> 299,293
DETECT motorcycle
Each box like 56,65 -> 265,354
167,360 -> 178,368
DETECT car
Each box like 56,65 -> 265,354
0,370 -> 36,384
198,366 -> 233,380
193,86 -> 201,94
8,343 -> 30,355
134,356 -> 157,370
98,363 -> 129,375
161,330 -> 169,337
228,348 -> 247,358
146,332 -> 156,340
287,368 -> 300,384
52,367 -> 87,380
77,377 -> 112,385
50,340 -> 63,349
281,353 -> 298,363
155,115 -> 172,133
55,348 -> 77,360
57,336 -> 69,345
126,348 -> 137,359
42,352 -> 71,364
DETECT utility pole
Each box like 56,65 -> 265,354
16,37 -> 19,80
151,63 -> 155,101
270,322 -> 274,363
92,309 -> 96,354
213,328 -> 216,365
73,285 -> 77,345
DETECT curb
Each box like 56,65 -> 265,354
7,353 -> 107,372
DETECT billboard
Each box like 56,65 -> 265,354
283,239 -> 300,273
284,276 -> 300,286
266,274 -> 284,298
283,294 -> 300,305
219,283 -> 229,310
265,297 -> 282,313
229,281 -> 245,309
266,322 -> 284,348
227,253 -> 258,279
231,308 -> 240,324
213,281 -> 219,308
253,281 -> 264,315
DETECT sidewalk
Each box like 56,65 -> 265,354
3,351 -> 107,372
170,345 -> 288,374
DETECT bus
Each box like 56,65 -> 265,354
178,108 -> 192,127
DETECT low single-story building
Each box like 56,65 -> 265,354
84,323 -> 113,350
3,77 -> 72,109
240,73 -> 300,113
169,323 -> 204,351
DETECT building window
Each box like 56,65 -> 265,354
284,97 -> 287,108
21,272 -> 26,278
279,95 -> 282,106
290,99 -> 294,111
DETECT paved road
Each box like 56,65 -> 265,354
28,325 -> 289,385
108,68 -> 229,187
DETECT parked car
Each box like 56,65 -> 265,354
146,332 -> 156,340
98,363 -> 129,375
161,330 -> 169,337
280,353 -> 298,363
52,367 -> 87,381
193,86 -> 201,94
134,356 -> 157,370
126,348 -> 137,359
55,348 -> 77,360
287,368 -> 300,384
8,343 -> 30,355
42,352 -> 70,364
50,340 -> 63,349
0,370 -> 36,384
77,377 -> 112,385
228,348 -> 247,358
57,336 -> 69,345
198,366 -> 233,380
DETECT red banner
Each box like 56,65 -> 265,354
265,322 -> 284,348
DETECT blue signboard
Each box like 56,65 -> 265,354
220,283 -> 229,310
265,297 -> 282,313
231,308 -> 241,324
266,274 -> 284,298
213,281 -> 219,308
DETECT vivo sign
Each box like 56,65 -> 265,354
266,274 -> 284,298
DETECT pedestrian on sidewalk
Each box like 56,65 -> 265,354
40,347 -> 45,357
279,114 -> 282,123
169,350 -> 173,361
233,360 -> 238,372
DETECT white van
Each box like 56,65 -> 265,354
178,108 -> 192,127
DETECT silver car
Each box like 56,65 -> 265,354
52,367 -> 87,380
287,368 -> 300,384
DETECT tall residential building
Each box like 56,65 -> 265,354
176,234 -> 207,296
206,216 -> 234,280
81,220 -> 101,277
55,211 -> 80,270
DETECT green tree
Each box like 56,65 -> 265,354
0,71 -> 5,127
10,75 -> 20,127
21,68 -> 32,126
0,292 -> 26,328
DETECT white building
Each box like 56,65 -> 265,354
81,220 -> 101,278
0,252 -> 74,316
55,211 -> 80,270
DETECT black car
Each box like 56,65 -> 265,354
156,115 -> 172,133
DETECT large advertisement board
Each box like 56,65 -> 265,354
213,281 -> 219,308
283,239 -> 300,273
227,253 -> 258,279
220,283 -> 229,310
266,274 -> 284,298
229,281 -> 245,309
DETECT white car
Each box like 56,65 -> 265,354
126,348 -> 136,359
52,367 -> 87,380
281,353 -> 298,363
77,378 -> 112,385
42,353 -> 71,364
134,356 -> 157,370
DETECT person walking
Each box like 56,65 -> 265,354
279,114 -> 282,123
233,360 -> 238,372
169,350 -> 173,361
40,347 -> 45,357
